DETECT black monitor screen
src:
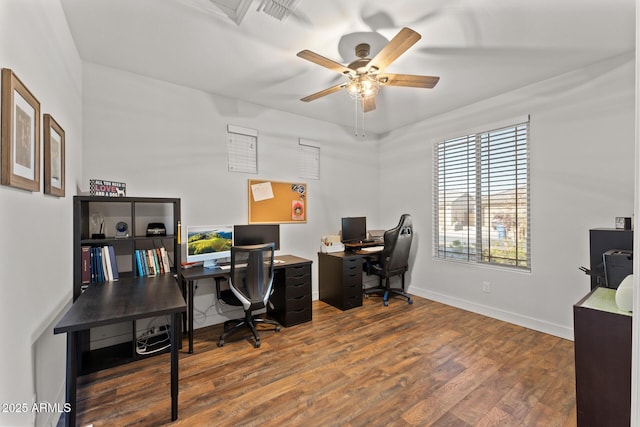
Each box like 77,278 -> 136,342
341,217 -> 367,243
234,224 -> 280,250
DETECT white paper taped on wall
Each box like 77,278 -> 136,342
251,182 -> 274,202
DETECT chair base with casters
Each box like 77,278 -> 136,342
216,278 -> 281,348
364,271 -> 413,306
218,311 -> 280,348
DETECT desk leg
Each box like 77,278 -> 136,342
180,278 -> 187,334
188,280 -> 194,354
64,331 -> 78,427
170,312 -> 180,421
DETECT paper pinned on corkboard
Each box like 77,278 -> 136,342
251,181 -> 274,202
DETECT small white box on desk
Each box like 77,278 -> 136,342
320,235 -> 344,253
321,243 -> 344,253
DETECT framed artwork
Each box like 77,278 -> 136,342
1,68 -> 41,191
44,114 -> 65,196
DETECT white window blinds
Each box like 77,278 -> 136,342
298,139 -> 320,180
227,125 -> 258,173
433,119 -> 530,270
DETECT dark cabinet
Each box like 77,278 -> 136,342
269,256 -> 312,326
574,287 -> 631,426
318,252 -> 363,310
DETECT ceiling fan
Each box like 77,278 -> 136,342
297,27 -> 439,112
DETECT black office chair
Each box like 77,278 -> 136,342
364,214 -> 414,306
217,243 -> 281,348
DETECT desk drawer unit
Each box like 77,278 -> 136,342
319,252 -> 363,311
269,263 -> 312,327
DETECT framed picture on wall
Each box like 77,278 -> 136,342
43,114 -> 65,197
1,68 -> 41,192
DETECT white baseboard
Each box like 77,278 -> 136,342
411,287 -> 574,341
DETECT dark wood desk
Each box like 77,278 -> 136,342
180,254 -> 312,353
54,274 -> 186,427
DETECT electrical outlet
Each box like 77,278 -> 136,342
482,282 -> 491,293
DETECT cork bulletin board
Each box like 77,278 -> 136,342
248,179 -> 307,224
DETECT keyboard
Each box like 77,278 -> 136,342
360,246 -> 384,253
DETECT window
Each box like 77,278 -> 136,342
433,119 -> 530,270
298,138 -> 320,180
227,125 -> 258,173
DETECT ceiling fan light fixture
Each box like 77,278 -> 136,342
347,74 -> 380,100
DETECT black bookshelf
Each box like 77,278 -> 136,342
72,196 -> 181,373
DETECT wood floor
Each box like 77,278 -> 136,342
74,295 -> 577,427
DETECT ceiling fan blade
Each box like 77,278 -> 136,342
297,50 -> 354,76
300,83 -> 346,102
367,27 -> 421,73
362,96 -> 376,112
380,73 -> 440,88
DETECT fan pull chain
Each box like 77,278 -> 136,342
361,102 -> 365,138
354,97 -> 359,137
353,97 -> 366,138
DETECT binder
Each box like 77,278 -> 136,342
81,246 -> 91,284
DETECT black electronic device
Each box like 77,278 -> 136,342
234,224 -> 280,250
589,228 -> 633,289
146,222 -> 166,236
341,216 -> 367,244
603,249 -> 633,289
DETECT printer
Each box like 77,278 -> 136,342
603,249 -> 633,289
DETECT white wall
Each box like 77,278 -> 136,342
81,62 -> 381,328
0,0 -> 82,426
379,52 -> 635,339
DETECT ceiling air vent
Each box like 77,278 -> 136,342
256,0 -> 301,21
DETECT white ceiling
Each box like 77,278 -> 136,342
60,0 -> 635,135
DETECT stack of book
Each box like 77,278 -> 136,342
81,245 -> 119,286
135,247 -> 172,277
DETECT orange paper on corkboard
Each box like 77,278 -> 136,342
248,179 -> 307,224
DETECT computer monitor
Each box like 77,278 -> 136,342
186,225 -> 232,269
341,216 -> 367,243
234,224 -> 280,250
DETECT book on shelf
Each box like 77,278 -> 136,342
146,250 -> 156,276
108,245 -> 119,280
160,247 -> 171,273
134,246 -> 173,277
155,248 -> 164,274
151,249 -> 161,275
95,248 -> 104,282
102,246 -> 112,282
135,250 -> 143,276
81,246 -> 91,284
84,245 -> 119,285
